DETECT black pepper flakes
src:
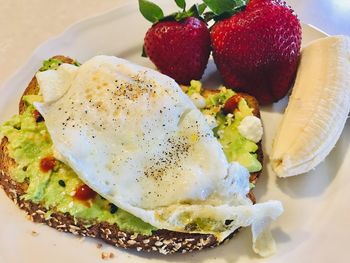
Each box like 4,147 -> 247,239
58,180 -> 66,187
35,115 -> 44,123
225,219 -> 233,225
109,203 -> 118,214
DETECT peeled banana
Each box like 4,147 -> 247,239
271,36 -> 350,177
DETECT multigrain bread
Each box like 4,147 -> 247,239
0,56 -> 263,254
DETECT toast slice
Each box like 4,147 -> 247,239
0,56 -> 262,254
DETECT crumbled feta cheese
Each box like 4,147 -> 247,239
238,116 -> 263,143
190,93 -> 206,109
217,129 -> 224,138
204,114 -> 217,129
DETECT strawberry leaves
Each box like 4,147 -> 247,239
203,0 -> 247,21
139,0 -> 247,24
175,0 -> 186,10
203,0 -> 246,15
197,3 -> 207,14
138,0 -> 164,23
174,3 -> 207,21
139,0 -> 207,24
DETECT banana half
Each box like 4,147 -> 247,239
271,36 -> 350,177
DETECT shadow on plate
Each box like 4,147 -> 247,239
201,59 -> 223,89
271,227 -> 291,244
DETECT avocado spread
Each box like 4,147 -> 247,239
1,96 -> 156,235
185,81 -> 262,173
0,61 -> 261,235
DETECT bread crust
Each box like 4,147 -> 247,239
0,56 -> 262,254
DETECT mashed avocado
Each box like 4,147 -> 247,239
186,80 -> 262,173
0,97 -> 156,235
39,58 -> 80,72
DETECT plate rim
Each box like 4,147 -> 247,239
0,3 -> 337,263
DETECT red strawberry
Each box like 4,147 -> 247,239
207,0 -> 302,104
144,18 -> 210,84
139,0 -> 210,85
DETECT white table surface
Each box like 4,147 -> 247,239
0,0 -> 349,87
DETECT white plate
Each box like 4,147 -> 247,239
0,3 -> 349,263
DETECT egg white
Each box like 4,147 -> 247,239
35,56 -> 282,256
